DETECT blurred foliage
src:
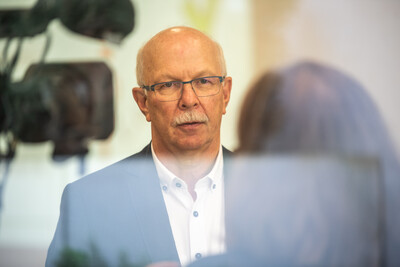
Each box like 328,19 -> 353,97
56,247 -> 89,267
55,243 -> 149,267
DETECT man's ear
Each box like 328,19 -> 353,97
221,77 -> 232,115
132,87 -> 151,122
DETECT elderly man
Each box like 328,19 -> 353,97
46,26 -> 232,267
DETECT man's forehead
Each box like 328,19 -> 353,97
146,31 -> 214,55
138,27 -> 223,83
144,35 -> 218,63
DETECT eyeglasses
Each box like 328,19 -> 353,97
141,76 -> 225,102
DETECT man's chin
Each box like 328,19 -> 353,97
175,138 -> 210,152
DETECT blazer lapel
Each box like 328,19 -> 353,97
122,144 -> 180,263
222,146 -> 233,179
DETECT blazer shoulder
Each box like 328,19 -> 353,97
70,143 -> 154,188
131,143 -> 153,159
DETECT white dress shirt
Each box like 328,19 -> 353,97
151,144 -> 226,266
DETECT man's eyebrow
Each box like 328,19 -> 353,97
155,71 -> 215,83
155,75 -> 180,83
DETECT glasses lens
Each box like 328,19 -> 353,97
154,81 -> 182,101
192,77 -> 221,97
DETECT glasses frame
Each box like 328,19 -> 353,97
141,76 -> 225,101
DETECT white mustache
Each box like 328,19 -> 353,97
172,111 -> 209,126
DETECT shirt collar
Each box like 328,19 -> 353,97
151,144 -> 224,191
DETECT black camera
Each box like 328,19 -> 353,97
4,62 -> 114,159
0,0 -> 135,160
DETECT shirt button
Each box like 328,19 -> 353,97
212,184 -> 216,189
193,211 -> 199,217
162,185 -> 168,191
176,182 -> 182,188
195,253 -> 202,259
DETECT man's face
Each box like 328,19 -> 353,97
133,31 -> 231,156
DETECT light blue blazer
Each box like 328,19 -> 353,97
46,144 -> 232,267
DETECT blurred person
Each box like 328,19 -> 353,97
191,61 -> 400,266
46,26 -> 232,267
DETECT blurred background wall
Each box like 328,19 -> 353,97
0,0 -> 399,266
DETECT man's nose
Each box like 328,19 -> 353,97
179,82 -> 199,109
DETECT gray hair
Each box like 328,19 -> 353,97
135,45 -> 146,86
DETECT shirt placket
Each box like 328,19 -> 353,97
189,183 -> 209,262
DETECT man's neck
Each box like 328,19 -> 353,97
152,142 -> 220,199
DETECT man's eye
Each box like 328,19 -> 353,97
199,78 -> 210,84
164,82 -> 173,87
